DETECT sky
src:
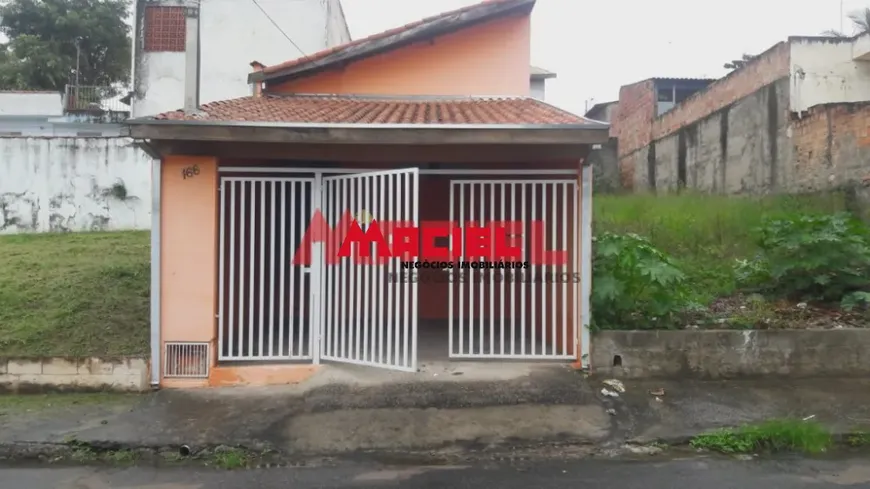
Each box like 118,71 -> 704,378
341,0 -> 870,115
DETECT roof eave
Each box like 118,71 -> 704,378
250,0 -> 536,86
530,73 -> 557,81
127,119 -> 609,146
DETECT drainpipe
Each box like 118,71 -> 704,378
149,150 -> 162,388
183,1 -> 201,113
250,61 -> 265,98
579,160 -> 593,369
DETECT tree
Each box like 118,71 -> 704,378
0,0 -> 131,92
724,53 -> 758,71
823,7 -> 870,38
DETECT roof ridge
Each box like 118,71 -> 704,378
523,97 -> 602,125
265,93 -> 530,102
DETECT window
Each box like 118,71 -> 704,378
656,87 -> 674,102
144,6 -> 186,52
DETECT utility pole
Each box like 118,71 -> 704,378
75,38 -> 81,87
74,37 -> 82,110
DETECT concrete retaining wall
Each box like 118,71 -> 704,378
591,329 -> 870,379
0,357 -> 149,393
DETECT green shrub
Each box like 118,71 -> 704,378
594,192 -> 846,303
591,232 -> 691,329
735,213 -> 870,302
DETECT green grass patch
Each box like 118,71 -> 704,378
0,392 -> 141,413
690,419 -> 832,454
0,231 -> 150,357
846,430 -> 870,447
211,448 -> 250,470
103,449 -> 138,464
594,192 -> 846,303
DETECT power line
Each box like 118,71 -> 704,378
250,0 -> 307,57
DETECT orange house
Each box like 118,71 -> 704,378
127,0 -> 608,388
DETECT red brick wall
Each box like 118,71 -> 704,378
652,42 -> 790,140
611,80 -> 655,157
611,80 -> 655,190
792,102 -> 870,189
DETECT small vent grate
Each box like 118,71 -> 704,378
164,342 -> 209,378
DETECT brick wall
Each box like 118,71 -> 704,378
611,80 -> 655,189
611,80 -> 655,155
0,357 -> 149,393
651,42 -> 790,140
791,102 -> 870,191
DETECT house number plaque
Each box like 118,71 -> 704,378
181,164 -> 200,180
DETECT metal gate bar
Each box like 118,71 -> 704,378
218,176 -> 315,361
449,180 -> 577,359
321,168 -> 419,371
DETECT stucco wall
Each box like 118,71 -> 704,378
624,78 -> 790,194
0,137 -> 152,233
588,138 -> 620,193
530,79 -> 546,100
652,78 -> 791,193
272,14 -> 531,97
790,37 -> 870,113
132,0 -> 351,118
160,156 -> 218,354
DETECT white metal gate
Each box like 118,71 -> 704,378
320,169 -> 420,371
218,176 -> 317,361
448,180 -> 578,359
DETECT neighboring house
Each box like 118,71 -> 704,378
126,0 -> 608,388
610,35 -> 870,194
530,65 -> 556,100
0,90 -> 127,137
129,0 -> 352,118
584,100 -> 617,124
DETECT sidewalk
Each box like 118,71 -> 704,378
2,363 -> 870,458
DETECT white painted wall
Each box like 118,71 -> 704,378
0,137 -> 152,233
789,37 -> 870,113
132,0 -> 352,118
530,79 -> 546,100
0,92 -> 63,116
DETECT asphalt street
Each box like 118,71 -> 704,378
3,456 -> 870,489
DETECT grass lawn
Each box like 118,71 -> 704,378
594,192 -> 847,304
0,392 -> 142,414
0,231 -> 150,357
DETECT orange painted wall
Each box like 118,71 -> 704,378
160,156 -> 219,385
270,14 -> 531,96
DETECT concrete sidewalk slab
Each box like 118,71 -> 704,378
2,364 -> 870,458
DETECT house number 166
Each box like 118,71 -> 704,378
182,164 -> 200,179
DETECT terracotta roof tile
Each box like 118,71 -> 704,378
152,94 -> 597,126
260,0 -> 533,78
